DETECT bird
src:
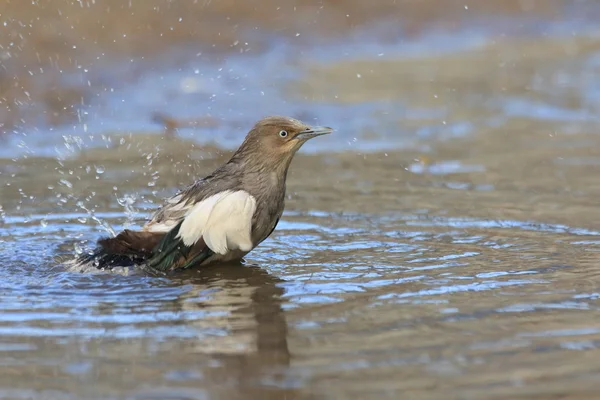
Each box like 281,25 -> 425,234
73,116 -> 333,273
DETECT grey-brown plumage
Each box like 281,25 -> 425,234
75,116 -> 333,273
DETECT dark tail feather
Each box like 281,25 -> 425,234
77,223 -> 214,272
77,229 -> 164,270
76,248 -> 146,269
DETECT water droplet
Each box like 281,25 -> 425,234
95,165 -> 105,174
59,179 -> 73,189
40,219 -> 48,228
74,242 -> 84,255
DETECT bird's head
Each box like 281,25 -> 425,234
233,116 -> 333,168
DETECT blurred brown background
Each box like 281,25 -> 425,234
0,0 -> 579,134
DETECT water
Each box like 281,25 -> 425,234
3,4 -> 600,400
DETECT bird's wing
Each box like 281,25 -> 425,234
142,190 -> 197,233
145,189 -> 257,272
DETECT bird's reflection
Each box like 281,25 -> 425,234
172,263 -> 290,360
163,263 -> 307,400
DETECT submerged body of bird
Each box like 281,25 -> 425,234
72,116 -> 333,273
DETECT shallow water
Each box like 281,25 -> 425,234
4,5 -> 600,400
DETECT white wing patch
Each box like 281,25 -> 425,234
176,190 -> 257,255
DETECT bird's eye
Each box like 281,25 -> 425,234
279,130 -> 288,138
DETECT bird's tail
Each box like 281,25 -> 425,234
73,229 -> 164,270
74,247 -> 145,270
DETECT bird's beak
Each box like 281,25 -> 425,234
295,126 -> 334,141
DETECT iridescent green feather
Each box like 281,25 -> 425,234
145,221 -> 189,271
144,220 -> 214,272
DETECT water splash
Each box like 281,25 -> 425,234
76,200 -> 116,237
116,193 -> 139,229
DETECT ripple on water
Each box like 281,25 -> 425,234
1,198 -> 600,398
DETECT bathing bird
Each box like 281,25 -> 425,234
75,116 -> 333,273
